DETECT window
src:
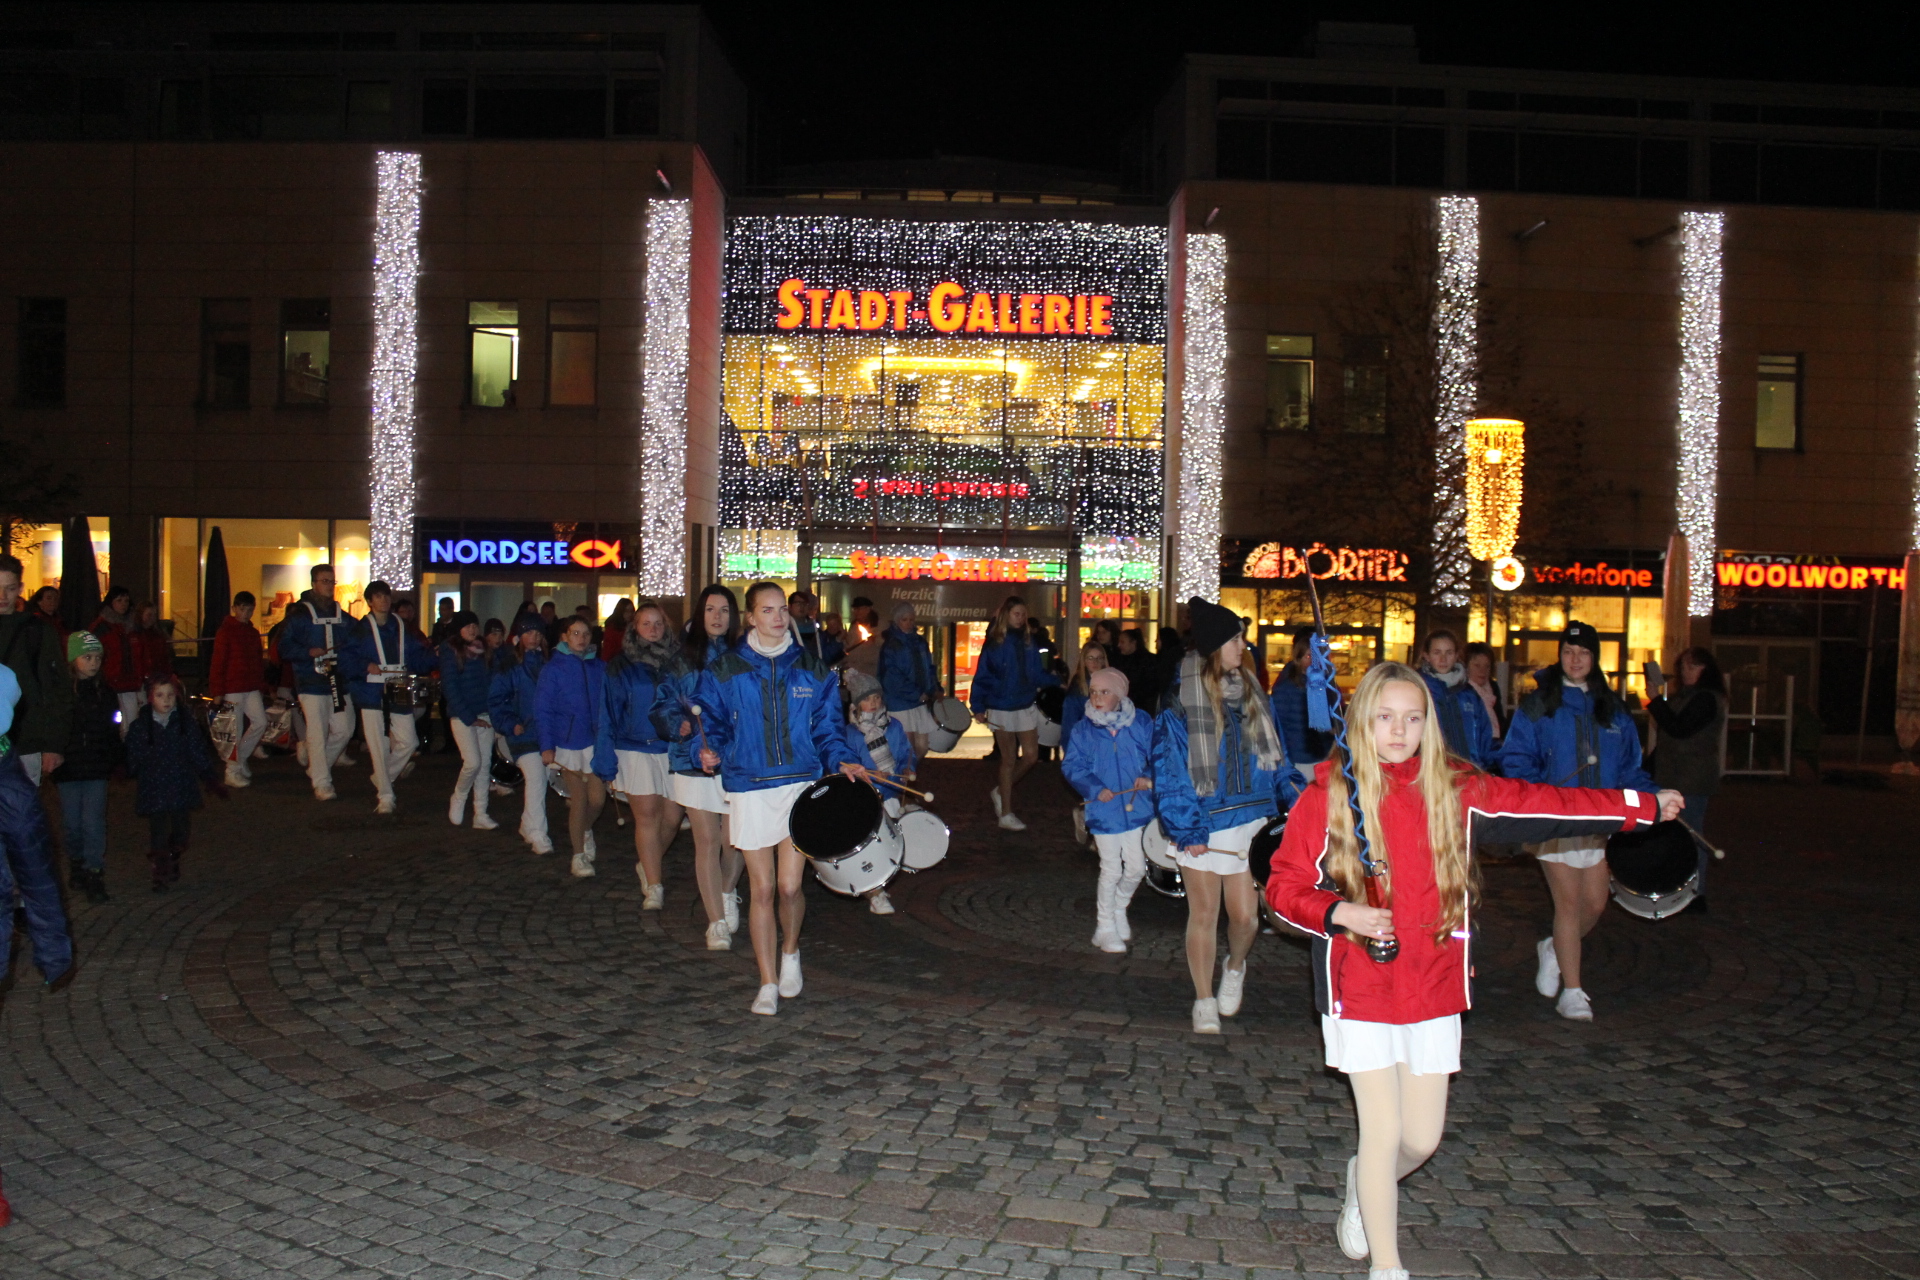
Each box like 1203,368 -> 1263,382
473,75 -> 604,139
1265,334 -> 1313,430
547,301 -> 599,406
1342,336 -> 1387,434
280,299 -> 330,406
421,78 -> 469,134
612,77 -> 661,135
469,302 -> 519,406
1756,354 -> 1802,450
210,76 -> 340,140
346,81 -> 393,138
201,299 -> 251,408
1272,121 -> 1393,186
157,79 -> 203,138
17,297 -> 66,407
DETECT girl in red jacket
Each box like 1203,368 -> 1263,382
1266,662 -> 1679,1280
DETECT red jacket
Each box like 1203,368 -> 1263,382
95,616 -> 173,694
207,614 -> 268,697
1266,758 -> 1656,1025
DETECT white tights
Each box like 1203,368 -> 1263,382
1347,1064 -> 1450,1271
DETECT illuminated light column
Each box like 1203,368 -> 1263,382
1676,210 -> 1726,616
369,151 -> 422,588
1175,231 -> 1226,603
640,198 -> 691,597
1431,194 -> 1480,610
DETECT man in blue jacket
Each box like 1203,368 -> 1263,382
1419,629 -> 1495,769
278,563 -> 358,801
342,580 -> 436,814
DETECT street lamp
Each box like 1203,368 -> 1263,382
1465,418 -> 1525,645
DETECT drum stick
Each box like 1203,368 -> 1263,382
689,704 -> 717,774
1680,818 -> 1727,860
1553,755 -> 1600,787
872,773 -> 935,804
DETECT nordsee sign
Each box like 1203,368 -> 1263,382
425,537 -> 623,570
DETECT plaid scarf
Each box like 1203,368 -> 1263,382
1176,649 -> 1286,797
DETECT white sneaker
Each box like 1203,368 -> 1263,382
1217,961 -> 1247,1017
488,782 -> 513,796
778,951 -> 803,998
296,741 -> 310,768
705,920 -> 732,950
584,830 -> 597,858
989,786 -> 1003,817
1557,987 -> 1594,1021
751,984 -> 779,1015
1535,937 -> 1561,998
868,890 -> 895,915
570,852 -> 596,878
375,795 -> 397,815
529,837 -> 554,856
1191,998 -> 1221,1034
997,812 -> 1027,831
643,884 -> 665,911
1369,1269 -> 1410,1280
1115,897 -> 1134,942
724,891 -> 740,933
337,752 -> 357,767
472,813 -> 498,831
251,746 -> 271,761
448,804 -> 464,826
1092,926 -> 1126,954
1338,1155 -> 1368,1259
224,766 -> 251,788
314,784 -> 337,801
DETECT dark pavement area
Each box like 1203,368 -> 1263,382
2,743 -> 1916,1278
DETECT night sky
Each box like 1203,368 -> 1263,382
697,2 -> 1920,176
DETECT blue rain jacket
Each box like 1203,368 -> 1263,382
1423,671 -> 1497,769
651,637 -> 729,775
488,650 -> 547,758
879,626 -> 939,711
594,658 -> 670,780
1150,693 -> 1289,851
842,718 -> 918,778
968,633 -> 1057,713
340,613 -> 435,710
693,639 -> 855,794
1500,670 -> 1654,792
438,643 -> 493,725
534,648 -> 605,754
1062,711 -> 1156,835
277,592 -> 355,695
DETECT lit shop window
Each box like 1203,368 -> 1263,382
159,518 -> 372,643
280,299 -> 330,406
469,301 -> 520,407
333,520 -> 371,615
17,297 -> 66,408
547,300 -> 599,406
1265,333 -> 1313,430
201,298 -> 252,408
11,519 -> 109,601
1756,353 -> 1802,450
1342,335 -> 1387,434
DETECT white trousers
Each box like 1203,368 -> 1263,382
360,706 -> 420,802
299,692 -> 355,790
1094,828 -> 1149,900
449,718 -> 496,819
222,691 -> 268,768
515,751 -> 552,846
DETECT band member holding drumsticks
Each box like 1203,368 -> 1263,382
652,585 -> 744,949
1266,662 -> 1680,1280
343,580 -> 436,815
970,595 -> 1059,832
595,600 -> 683,910
878,604 -> 940,760
1152,598 -> 1294,1033
538,616 -> 608,878
842,670 -> 917,916
694,582 -> 867,1016
1062,666 -> 1152,954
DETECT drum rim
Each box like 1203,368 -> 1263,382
789,774 -> 887,864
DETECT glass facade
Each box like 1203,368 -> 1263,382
159,517 -> 371,644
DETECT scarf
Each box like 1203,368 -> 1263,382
1175,649 -> 1285,796
632,635 -> 675,672
1086,697 -> 1136,731
1425,662 -> 1465,688
855,707 -> 895,773
747,629 -> 794,658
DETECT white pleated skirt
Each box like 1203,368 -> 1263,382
1322,1014 -> 1462,1076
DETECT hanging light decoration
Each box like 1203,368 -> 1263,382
1464,417 -> 1525,561
1676,210 -> 1725,617
369,151 -> 421,588
1176,231 -> 1226,603
1431,195 -> 1480,609
640,198 -> 692,598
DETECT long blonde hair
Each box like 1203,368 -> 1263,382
1071,642 -> 1108,694
984,595 -> 1028,646
1323,661 -> 1478,943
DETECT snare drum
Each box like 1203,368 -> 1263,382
789,774 -> 905,897
1144,862 -> 1185,899
1141,818 -> 1180,871
1607,820 -> 1701,920
1245,813 -> 1288,888
1034,686 -> 1066,747
926,696 -> 972,753
382,674 -> 427,712
898,808 -> 950,871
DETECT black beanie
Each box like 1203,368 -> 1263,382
1563,621 -> 1600,656
1187,597 -> 1243,656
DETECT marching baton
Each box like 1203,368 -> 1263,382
872,773 -> 935,804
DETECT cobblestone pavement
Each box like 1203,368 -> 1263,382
2,747 -> 1917,1279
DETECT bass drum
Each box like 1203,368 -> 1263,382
1245,813 -> 1288,888
898,807 -> 949,871
926,696 -> 972,754
1606,820 -> 1700,920
1034,685 -> 1067,747
789,774 -> 904,898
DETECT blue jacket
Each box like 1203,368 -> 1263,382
1062,711 -> 1156,835
1269,675 -> 1333,765
535,649 -> 605,753
842,718 -> 917,778
341,613 -> 435,709
1500,668 -> 1653,792
594,658 -> 670,780
123,706 -> 217,816
277,591 -> 355,695
1423,670 -> 1496,769
1060,690 -> 1089,745
969,632 -> 1057,712
488,650 -> 547,758
693,639 -> 855,794
438,643 -> 493,725
793,620 -> 844,667
651,637 -> 729,775
878,625 -> 938,711
1150,696 -> 1288,850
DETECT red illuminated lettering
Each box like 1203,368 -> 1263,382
964,292 -> 996,333
805,289 -> 830,327
775,279 -> 806,330
1074,295 -> 1088,334
825,289 -> 858,330
1042,295 -> 1071,334
889,290 -> 913,330
1018,294 -> 1042,333
1089,295 -> 1113,336
858,291 -> 888,330
928,282 -> 966,333
1852,566 -> 1871,589
996,294 -> 1016,332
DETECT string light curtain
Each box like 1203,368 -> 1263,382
640,198 -> 692,598
369,152 -> 421,587
1464,418 -> 1525,561
1676,210 -> 1725,616
1175,232 -> 1226,603
1431,195 -> 1480,609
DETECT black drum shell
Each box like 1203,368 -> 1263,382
789,775 -> 884,864
1246,813 -> 1288,887
1145,861 -> 1185,899
1605,820 -> 1697,897
1035,685 -> 1067,724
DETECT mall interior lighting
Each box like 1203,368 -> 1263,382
640,198 -> 692,598
369,151 -> 421,588
1677,210 -> 1725,616
1464,418 -> 1525,561
1432,194 -> 1480,609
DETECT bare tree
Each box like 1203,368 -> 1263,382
0,425 -> 81,556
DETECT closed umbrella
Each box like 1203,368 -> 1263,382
58,515 -> 102,632
202,525 -> 231,642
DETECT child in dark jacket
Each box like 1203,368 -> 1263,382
122,674 -> 224,891
51,631 -> 123,903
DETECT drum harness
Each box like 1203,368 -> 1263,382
302,600 -> 351,712
368,614 -> 408,730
